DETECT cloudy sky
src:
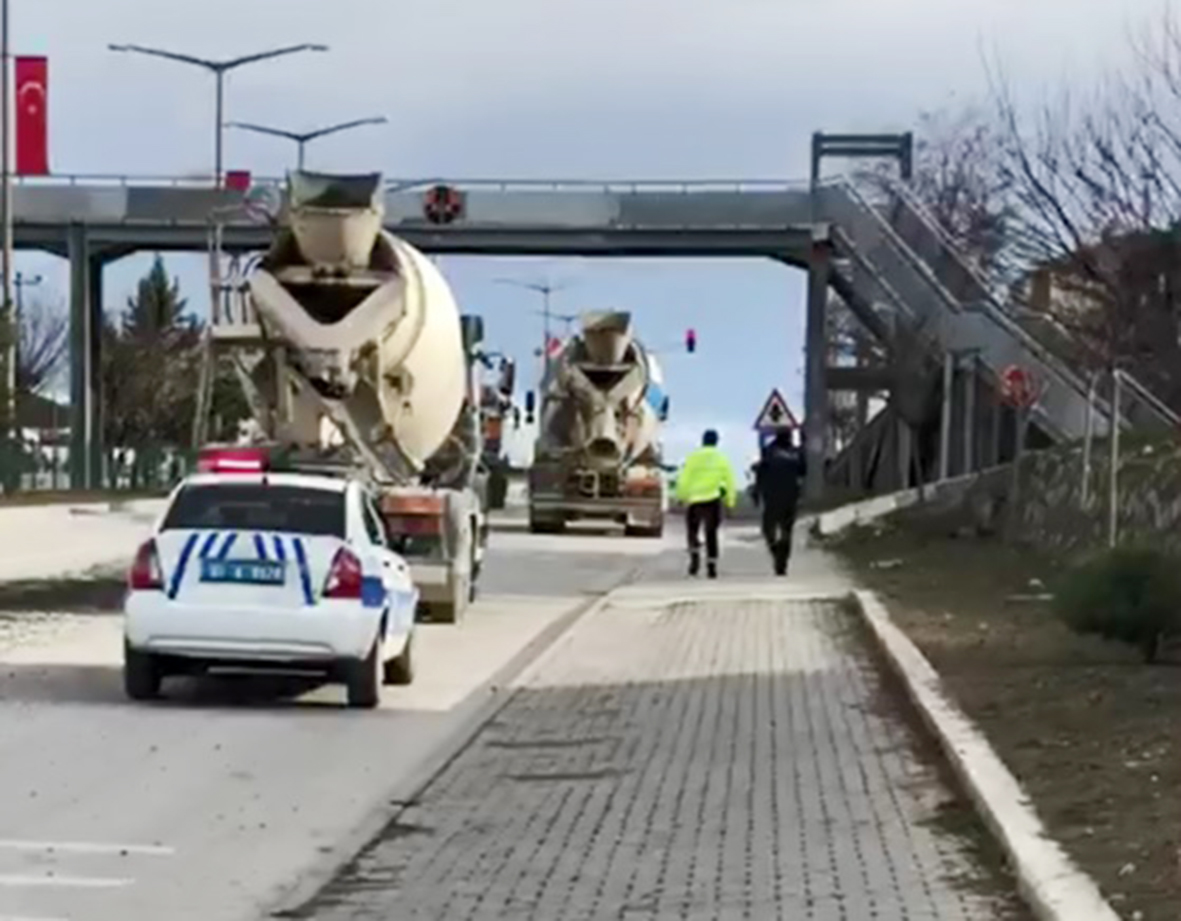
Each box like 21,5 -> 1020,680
13,0 -> 1169,469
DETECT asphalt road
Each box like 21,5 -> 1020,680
0,516 -> 671,921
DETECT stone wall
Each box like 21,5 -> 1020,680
1013,438 -> 1181,554
898,437 -> 1181,556
820,434 -> 1181,557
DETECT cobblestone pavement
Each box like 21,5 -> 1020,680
297,588 -> 1026,921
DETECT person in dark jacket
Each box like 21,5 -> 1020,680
751,429 -> 807,575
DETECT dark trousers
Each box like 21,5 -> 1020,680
686,499 -> 722,569
761,502 -> 797,574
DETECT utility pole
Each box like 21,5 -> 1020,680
1,0 -> 13,466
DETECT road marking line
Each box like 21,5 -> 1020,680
0,840 -> 173,857
0,875 -> 132,888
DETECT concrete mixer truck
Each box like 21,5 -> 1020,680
525,311 -> 670,537
200,171 -> 488,623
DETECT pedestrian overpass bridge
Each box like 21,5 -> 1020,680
11,172 -> 1175,493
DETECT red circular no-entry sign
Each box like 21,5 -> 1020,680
423,185 -> 464,224
1001,365 -> 1038,409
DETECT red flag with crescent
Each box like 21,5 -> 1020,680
15,56 -> 49,176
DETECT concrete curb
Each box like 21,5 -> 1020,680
852,589 -> 1121,921
263,569 -> 640,919
814,466 -> 1007,537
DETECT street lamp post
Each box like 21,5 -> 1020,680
107,42 -> 329,184
534,309 -> 576,341
8,269 -> 41,397
494,278 -> 575,379
0,270 -> 41,489
226,116 -> 388,170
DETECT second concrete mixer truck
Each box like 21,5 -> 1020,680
201,171 -> 488,623
525,311 -> 670,537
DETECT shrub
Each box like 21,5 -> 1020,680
1054,546 -> 1181,663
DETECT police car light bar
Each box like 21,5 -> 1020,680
197,446 -> 270,474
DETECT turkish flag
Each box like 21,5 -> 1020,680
15,56 -> 49,176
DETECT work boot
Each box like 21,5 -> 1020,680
707,561 -> 718,579
773,545 -> 789,576
688,553 -> 700,577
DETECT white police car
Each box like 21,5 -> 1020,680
123,447 -> 418,709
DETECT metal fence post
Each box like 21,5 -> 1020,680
1107,369 -> 1121,548
1081,371 -> 1096,507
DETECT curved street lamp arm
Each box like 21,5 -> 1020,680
224,121 -> 304,142
300,116 -> 389,142
222,43 -> 329,70
107,43 -> 217,70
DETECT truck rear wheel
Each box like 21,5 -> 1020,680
625,524 -> 663,538
346,638 -> 382,709
429,575 -> 468,625
529,512 -> 566,534
624,515 -> 664,538
383,633 -> 414,686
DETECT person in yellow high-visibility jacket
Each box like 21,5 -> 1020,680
675,429 -> 738,578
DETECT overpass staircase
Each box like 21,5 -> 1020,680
812,177 -> 1179,492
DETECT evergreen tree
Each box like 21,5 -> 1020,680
122,255 -> 191,339
102,255 -> 251,485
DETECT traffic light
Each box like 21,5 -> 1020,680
685,328 -> 696,353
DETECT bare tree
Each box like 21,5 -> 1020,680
17,296 -> 68,396
988,17 -> 1181,405
910,104 -> 1017,284
857,102 -> 1016,288
825,298 -> 889,448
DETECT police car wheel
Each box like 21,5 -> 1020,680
124,643 -> 162,701
346,638 -> 382,709
383,634 -> 414,686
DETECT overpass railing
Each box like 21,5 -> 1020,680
13,173 -> 812,194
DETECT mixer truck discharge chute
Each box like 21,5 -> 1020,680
205,170 -> 488,623
526,311 -> 669,537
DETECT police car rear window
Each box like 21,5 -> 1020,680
161,484 -> 346,538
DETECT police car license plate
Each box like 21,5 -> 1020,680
200,559 -> 286,585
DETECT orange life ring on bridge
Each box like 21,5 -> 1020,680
423,185 -> 464,224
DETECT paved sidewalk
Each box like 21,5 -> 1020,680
634,519 -> 851,591
297,535 -> 1027,921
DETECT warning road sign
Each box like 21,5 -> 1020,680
753,388 -> 799,431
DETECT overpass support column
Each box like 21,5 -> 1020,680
803,229 -> 831,502
68,225 -> 103,490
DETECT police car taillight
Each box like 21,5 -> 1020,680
197,446 -> 269,474
323,547 -> 364,599
129,539 -> 164,591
